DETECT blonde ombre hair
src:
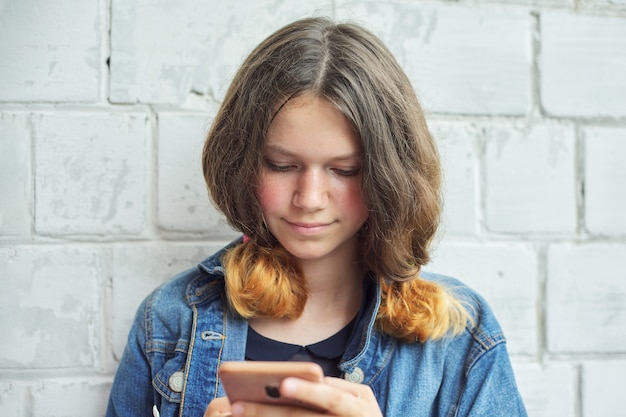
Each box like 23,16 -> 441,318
203,17 -> 470,341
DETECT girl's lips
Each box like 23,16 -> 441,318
289,221 -> 329,228
285,220 -> 333,235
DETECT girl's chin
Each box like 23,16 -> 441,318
276,240 -> 326,259
279,240 -> 357,263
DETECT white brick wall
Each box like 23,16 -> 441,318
1,1 -> 625,416
484,123 -> 578,234
0,114 -> 31,237
584,127 -> 626,236
541,12 -> 626,118
1,245 -> 103,368
432,121 -> 480,235
336,2 -> 531,115
547,244 -> 626,353
156,112 -> 227,234
30,378 -> 112,417
34,111 -> 149,237
582,361 -> 626,417
0,0 -> 101,102
512,363 -> 577,417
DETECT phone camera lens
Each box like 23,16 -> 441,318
264,385 -> 280,399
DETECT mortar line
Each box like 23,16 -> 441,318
575,126 -> 586,238
530,10 -> 543,122
575,363 -> 583,417
102,0 -> 112,106
536,243 -> 547,365
148,105 -> 161,241
475,125 -> 487,240
29,113 -> 36,240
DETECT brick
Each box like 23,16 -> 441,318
581,1 -> 626,14
0,246 -> 102,368
512,362 -> 576,417
547,244 -> 626,353
503,0 -> 572,4
580,0 -> 626,4
430,121 -> 479,236
336,3 -> 530,115
157,112 -> 237,236
0,382 -> 28,417
0,113 -> 31,237
582,361 -> 626,417
426,243 -> 538,355
582,0 -> 626,6
0,0 -> 100,102
484,124 -> 577,234
109,0 -> 333,104
111,242 -> 227,360
34,112 -> 148,237
584,127 -> 626,236
31,378 -> 111,417
541,12 -> 626,117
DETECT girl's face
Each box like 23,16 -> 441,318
257,94 -> 368,264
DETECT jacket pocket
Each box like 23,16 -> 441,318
152,350 -> 187,403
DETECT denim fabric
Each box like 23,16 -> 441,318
106,240 -> 527,417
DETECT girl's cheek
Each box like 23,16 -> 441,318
257,179 -> 284,210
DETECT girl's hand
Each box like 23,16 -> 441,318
227,376 -> 383,417
203,396 -> 232,417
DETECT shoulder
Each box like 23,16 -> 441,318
135,242 -> 234,340
420,271 -> 507,362
147,240 -> 237,306
416,274 -> 526,414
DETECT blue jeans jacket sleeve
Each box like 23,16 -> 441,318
106,297 -> 154,417
457,343 -> 527,416
106,268 -> 202,417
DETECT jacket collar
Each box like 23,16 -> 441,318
186,237 -> 243,306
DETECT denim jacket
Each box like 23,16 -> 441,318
106,242 -> 527,417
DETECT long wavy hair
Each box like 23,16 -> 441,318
202,17 -> 470,341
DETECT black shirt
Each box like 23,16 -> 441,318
245,317 -> 357,377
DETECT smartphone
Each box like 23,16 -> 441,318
219,361 -> 325,410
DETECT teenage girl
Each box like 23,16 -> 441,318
107,17 -> 527,417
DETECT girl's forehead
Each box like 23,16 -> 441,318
264,95 -> 363,158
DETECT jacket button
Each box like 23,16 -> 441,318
343,367 -> 364,384
169,371 -> 184,392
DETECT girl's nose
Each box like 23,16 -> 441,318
292,169 -> 329,211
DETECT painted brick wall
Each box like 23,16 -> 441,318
1,1 -> 625,416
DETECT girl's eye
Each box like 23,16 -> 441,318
334,168 -> 361,177
265,161 -> 295,172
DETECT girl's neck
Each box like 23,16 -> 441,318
250,255 -> 365,346
299,255 -> 363,295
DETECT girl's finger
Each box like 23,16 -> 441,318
280,377 -> 363,416
231,401 -> 320,417
323,376 -> 369,395
203,396 -> 232,417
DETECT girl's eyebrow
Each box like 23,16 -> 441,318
264,144 -> 364,161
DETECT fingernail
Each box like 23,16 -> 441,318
231,403 -> 244,417
281,377 -> 297,395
